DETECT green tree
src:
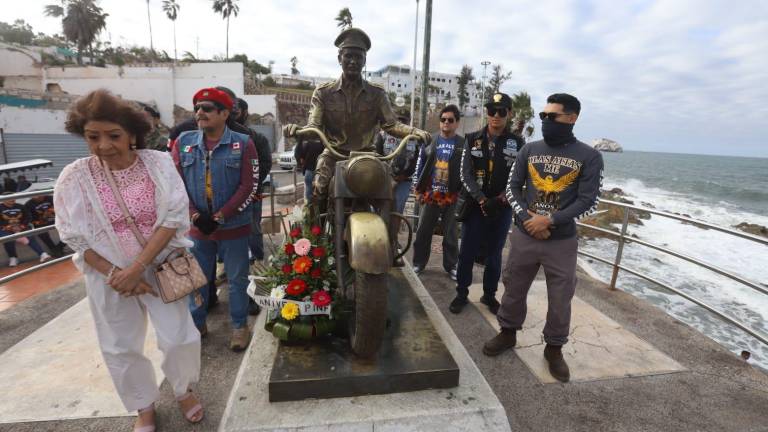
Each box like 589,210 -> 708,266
212,0 -> 239,60
162,0 -> 180,62
181,50 -> 198,62
456,65 -> 474,111
44,0 -> 108,65
484,64 -> 511,102
231,53 -> 271,75
510,91 -> 535,138
0,20 -> 35,45
290,56 -> 299,75
335,7 -> 353,30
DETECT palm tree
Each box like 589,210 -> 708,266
146,0 -> 154,53
44,0 -> 108,65
212,0 -> 239,60
510,91 -> 534,138
335,7 -> 353,30
162,0 -> 180,62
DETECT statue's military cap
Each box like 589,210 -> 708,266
334,27 -> 371,52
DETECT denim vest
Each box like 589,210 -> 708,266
176,126 -> 252,229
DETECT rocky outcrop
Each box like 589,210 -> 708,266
733,222 -> 768,239
592,138 -> 623,153
578,188 -> 650,239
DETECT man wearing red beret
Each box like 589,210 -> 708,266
172,87 -> 260,351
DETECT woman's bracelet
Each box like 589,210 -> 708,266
106,265 -> 118,280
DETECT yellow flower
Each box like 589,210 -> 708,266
281,302 -> 300,321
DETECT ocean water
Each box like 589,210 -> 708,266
579,151 -> 768,370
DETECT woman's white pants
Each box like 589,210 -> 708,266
86,278 -> 201,412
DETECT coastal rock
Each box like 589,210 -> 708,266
578,188 -> 651,239
592,138 -> 623,153
733,222 -> 768,239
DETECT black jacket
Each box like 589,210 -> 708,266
374,131 -> 419,179
170,118 -> 272,192
414,134 -> 464,194
293,137 -> 324,174
461,126 -> 525,204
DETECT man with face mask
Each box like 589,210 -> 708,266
483,93 -> 603,383
450,93 -> 524,315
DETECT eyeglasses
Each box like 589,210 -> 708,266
538,111 -> 568,121
487,107 -> 508,118
194,103 -> 216,113
439,117 -> 456,124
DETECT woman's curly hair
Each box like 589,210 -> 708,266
65,89 -> 152,149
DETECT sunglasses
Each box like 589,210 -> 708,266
538,111 -> 568,121
487,107 -> 508,117
439,117 -> 456,124
194,103 -> 217,113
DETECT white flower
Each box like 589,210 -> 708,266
328,256 -> 335,266
288,204 -> 304,223
270,286 -> 286,299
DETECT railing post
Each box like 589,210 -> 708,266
293,167 -> 298,204
609,208 -> 631,290
269,183 -> 277,235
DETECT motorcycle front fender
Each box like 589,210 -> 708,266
344,212 -> 391,275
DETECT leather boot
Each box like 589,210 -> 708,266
483,328 -> 517,356
544,344 -> 570,382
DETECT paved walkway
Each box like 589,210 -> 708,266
0,231 -> 766,431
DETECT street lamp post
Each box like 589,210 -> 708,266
480,60 -> 490,125
409,0 -> 420,126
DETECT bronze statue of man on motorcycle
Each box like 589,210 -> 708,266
283,27 -> 431,357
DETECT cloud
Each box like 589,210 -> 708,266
8,0 -> 768,156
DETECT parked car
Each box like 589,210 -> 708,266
278,151 -> 296,170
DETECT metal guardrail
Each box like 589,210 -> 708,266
576,198 -> 768,346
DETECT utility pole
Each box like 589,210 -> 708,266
147,0 -> 154,53
480,60 -> 490,125
409,0 -> 420,127
418,0 -> 432,131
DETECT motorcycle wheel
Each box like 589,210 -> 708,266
348,271 -> 388,358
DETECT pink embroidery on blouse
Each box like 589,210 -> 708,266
89,157 -> 157,258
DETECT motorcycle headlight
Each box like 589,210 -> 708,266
345,155 -> 387,197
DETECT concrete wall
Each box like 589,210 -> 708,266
0,106 -> 67,134
41,63 -> 244,128
0,43 -> 42,91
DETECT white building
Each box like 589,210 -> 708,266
366,65 -> 483,115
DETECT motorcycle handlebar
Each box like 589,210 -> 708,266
295,127 -> 420,161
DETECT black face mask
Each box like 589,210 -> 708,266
541,118 -> 575,146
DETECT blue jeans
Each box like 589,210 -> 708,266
455,205 -> 513,298
248,200 -> 264,261
189,235 -> 250,329
304,170 -> 315,201
393,180 -> 411,214
1,229 -> 44,257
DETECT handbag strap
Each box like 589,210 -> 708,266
101,158 -> 148,248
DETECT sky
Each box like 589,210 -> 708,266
7,0 -> 768,157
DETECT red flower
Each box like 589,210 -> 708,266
310,266 -> 322,279
293,256 -> 313,274
290,227 -> 302,238
282,264 -> 292,274
311,225 -> 322,236
286,279 -> 307,296
312,246 -> 326,258
311,290 -> 332,307
284,243 -> 295,255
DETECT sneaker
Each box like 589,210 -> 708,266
448,267 -> 458,281
412,265 -> 424,275
483,328 -> 517,356
544,344 -> 570,383
230,326 -> 251,352
449,295 -> 468,314
480,295 -> 500,315
40,252 -> 52,263
8,257 -> 18,267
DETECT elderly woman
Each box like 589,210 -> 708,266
54,90 -> 203,432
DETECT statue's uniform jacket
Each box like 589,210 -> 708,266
307,77 -> 415,198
